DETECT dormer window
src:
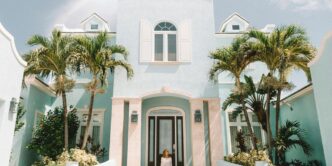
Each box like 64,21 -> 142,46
154,22 -> 177,62
91,24 -> 99,30
232,25 -> 240,30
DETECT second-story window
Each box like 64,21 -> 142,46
91,24 -> 99,30
154,22 -> 177,62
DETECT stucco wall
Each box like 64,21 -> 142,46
113,0 -> 219,99
310,31 -> 332,166
278,91 -> 325,165
12,85 -> 55,166
0,23 -> 26,166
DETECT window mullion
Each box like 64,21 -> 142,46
164,32 -> 168,61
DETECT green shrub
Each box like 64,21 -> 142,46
27,107 -> 80,160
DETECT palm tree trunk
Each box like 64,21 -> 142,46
242,105 -> 258,150
235,77 -> 257,150
81,91 -> 96,149
275,88 -> 282,136
265,88 -> 273,157
61,92 -> 69,150
275,88 -> 282,165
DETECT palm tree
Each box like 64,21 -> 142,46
222,75 -> 269,150
74,32 -> 133,149
274,120 -> 312,165
247,25 -> 315,156
24,30 -> 76,149
210,37 -> 258,150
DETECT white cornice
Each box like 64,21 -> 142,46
0,23 -> 27,67
281,84 -> 313,104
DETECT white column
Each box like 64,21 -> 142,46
126,98 -> 142,166
208,98 -> 223,166
109,98 -> 125,166
190,99 -> 206,166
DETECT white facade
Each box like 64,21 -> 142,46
0,23 -> 26,166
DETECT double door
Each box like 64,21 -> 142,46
148,116 -> 184,166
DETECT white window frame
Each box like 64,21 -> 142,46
76,109 -> 105,145
225,109 -> 266,154
153,22 -> 178,62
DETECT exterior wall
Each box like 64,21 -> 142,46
11,85 -> 55,166
277,91 -> 325,165
0,23 -> 26,166
310,31 -> 332,166
114,0 -> 219,99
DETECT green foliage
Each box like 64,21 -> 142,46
285,159 -> 322,166
27,107 -> 80,160
274,120 -> 312,164
209,36 -> 255,83
24,30 -> 77,95
15,101 -> 26,132
73,32 -> 133,149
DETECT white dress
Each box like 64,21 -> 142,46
161,157 -> 172,166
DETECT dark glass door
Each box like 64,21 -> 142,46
157,117 -> 175,166
148,116 -> 184,166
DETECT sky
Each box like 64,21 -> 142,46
0,0 -> 331,94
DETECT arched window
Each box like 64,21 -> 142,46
154,22 -> 177,61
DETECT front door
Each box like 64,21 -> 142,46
148,116 -> 184,166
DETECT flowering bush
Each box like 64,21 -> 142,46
224,150 -> 273,166
33,149 -> 98,166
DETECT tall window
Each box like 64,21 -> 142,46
227,112 -> 265,153
76,110 -> 104,146
154,22 -> 177,62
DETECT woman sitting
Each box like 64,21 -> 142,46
161,149 -> 172,166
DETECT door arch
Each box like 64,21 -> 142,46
146,106 -> 187,166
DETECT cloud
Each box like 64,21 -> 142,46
271,0 -> 332,11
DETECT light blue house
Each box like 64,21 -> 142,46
7,0 -> 331,166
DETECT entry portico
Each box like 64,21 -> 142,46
109,87 -> 223,166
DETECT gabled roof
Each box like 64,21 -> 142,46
80,13 -> 108,24
219,12 -> 250,33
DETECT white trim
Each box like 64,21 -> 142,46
0,23 -> 27,67
76,109 -> 105,145
24,76 -> 56,97
215,33 -> 245,38
145,106 -> 187,166
140,87 -> 192,100
225,109 -> 266,154
281,85 -> 313,104
218,12 -> 250,33
81,13 -> 108,24
309,31 -> 332,67
152,21 -> 178,63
